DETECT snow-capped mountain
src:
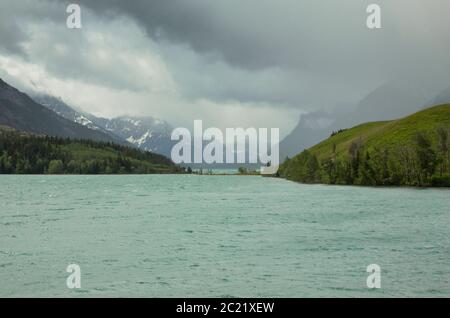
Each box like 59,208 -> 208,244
0,80 -> 123,144
88,116 -> 175,157
33,94 -> 174,157
33,94 -> 107,133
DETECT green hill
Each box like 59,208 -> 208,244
0,125 -> 183,174
278,104 -> 450,187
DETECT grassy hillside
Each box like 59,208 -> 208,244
0,125 -> 183,174
278,104 -> 450,187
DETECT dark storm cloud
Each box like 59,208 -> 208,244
53,0 -> 277,70
0,0 -> 177,93
48,0 -> 450,107
1,0 -> 450,120
54,0 -> 450,73
56,0 -> 373,71
0,20 -> 27,55
0,2 -> 32,56
0,0 -> 64,56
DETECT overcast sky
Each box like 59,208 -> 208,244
1,0 -> 450,136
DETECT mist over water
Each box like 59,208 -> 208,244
0,175 -> 449,297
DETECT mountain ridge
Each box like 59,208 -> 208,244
32,93 -> 175,158
0,78 -> 122,144
280,80 -> 445,160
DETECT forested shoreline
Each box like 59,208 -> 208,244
278,128 -> 450,187
277,104 -> 450,187
0,127 -> 183,174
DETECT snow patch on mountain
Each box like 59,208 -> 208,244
33,94 -> 175,157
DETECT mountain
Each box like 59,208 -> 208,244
33,93 -> 175,158
0,125 -> 181,174
280,81 -> 441,160
425,86 -> 450,108
352,81 -> 433,122
33,94 -> 105,132
280,110 -> 341,159
0,78 -> 120,143
32,94 -> 126,145
88,116 -> 175,158
278,104 -> 450,187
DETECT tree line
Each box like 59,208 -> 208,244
279,128 -> 450,187
0,129 -> 182,174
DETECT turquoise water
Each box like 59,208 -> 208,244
0,175 -> 449,297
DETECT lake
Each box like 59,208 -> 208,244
0,175 -> 449,297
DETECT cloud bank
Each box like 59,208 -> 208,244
1,0 -> 450,136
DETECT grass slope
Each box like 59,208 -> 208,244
279,104 -> 450,186
306,104 -> 450,161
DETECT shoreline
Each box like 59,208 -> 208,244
275,176 -> 450,189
